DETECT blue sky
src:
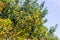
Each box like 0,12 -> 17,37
38,0 -> 60,39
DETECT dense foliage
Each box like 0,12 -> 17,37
0,0 -> 58,40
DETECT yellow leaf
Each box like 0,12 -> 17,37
7,25 -> 12,30
35,13 -> 38,18
27,16 -> 32,20
0,1 -> 4,12
36,9 -> 39,13
0,31 -> 4,36
0,1 -> 4,7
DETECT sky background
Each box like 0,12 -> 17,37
38,0 -> 60,39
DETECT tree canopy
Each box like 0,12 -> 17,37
0,0 -> 59,40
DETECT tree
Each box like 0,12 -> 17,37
0,0 -> 59,40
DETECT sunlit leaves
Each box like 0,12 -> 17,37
0,0 -> 59,40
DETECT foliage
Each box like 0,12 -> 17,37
0,0 -> 59,40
